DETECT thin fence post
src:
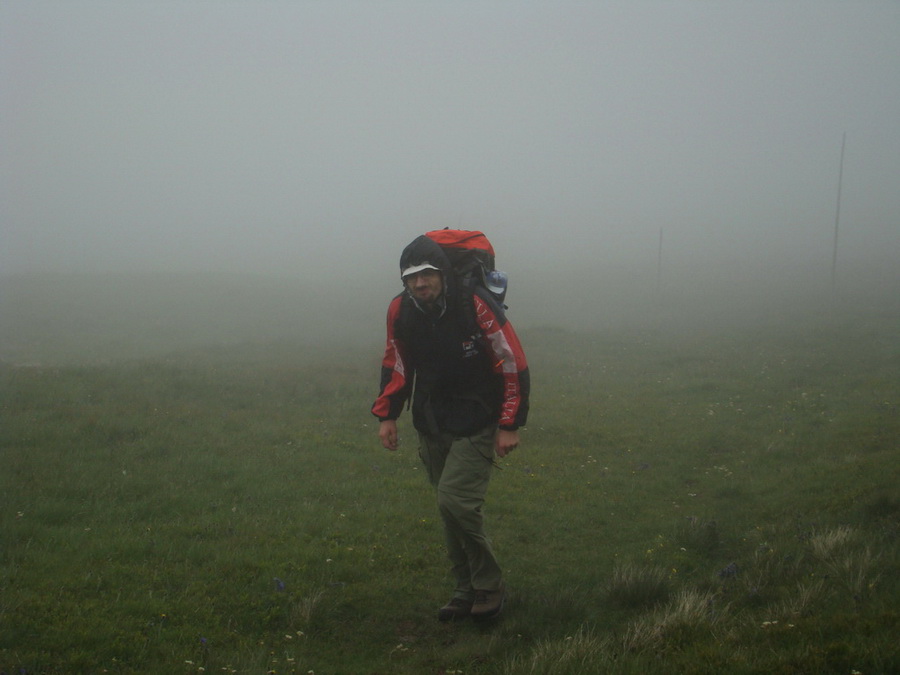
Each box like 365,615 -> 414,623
831,133 -> 846,303
656,227 -> 663,306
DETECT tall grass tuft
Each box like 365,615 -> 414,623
499,626 -> 628,675
809,525 -> 856,560
605,563 -> 670,610
809,527 -> 882,604
777,579 -> 826,618
288,588 -> 326,631
621,589 -> 721,655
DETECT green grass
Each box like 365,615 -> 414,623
2,314 -> 899,673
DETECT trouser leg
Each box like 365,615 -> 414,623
418,426 -> 503,599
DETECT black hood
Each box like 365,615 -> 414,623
399,235 -> 455,297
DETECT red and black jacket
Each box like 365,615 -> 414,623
372,237 -> 529,436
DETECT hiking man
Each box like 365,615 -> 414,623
372,232 -> 530,621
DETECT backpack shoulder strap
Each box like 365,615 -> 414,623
453,276 -> 481,338
391,292 -> 412,344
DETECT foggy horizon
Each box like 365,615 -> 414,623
3,2 -> 898,278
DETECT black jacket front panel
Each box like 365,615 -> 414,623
399,296 -> 501,437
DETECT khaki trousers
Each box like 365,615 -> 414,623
417,425 -> 503,600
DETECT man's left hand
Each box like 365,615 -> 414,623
495,429 -> 519,458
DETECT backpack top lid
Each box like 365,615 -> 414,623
424,229 -> 496,278
424,229 -> 495,259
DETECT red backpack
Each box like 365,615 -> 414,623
425,229 -> 507,306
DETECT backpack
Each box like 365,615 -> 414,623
425,228 -> 508,307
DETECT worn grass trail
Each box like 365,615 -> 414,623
2,317 -> 898,673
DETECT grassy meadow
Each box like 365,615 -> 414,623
1,274 -> 899,673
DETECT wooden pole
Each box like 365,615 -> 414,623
831,133 -> 846,298
656,227 -> 664,305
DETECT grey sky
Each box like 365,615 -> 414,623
2,1 -> 898,284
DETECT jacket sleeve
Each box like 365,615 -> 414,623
473,293 -> 530,431
371,295 -> 412,421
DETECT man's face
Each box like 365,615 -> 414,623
405,268 -> 443,305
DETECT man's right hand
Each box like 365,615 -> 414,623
379,419 -> 399,451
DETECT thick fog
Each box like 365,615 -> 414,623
2,1 -> 899,345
